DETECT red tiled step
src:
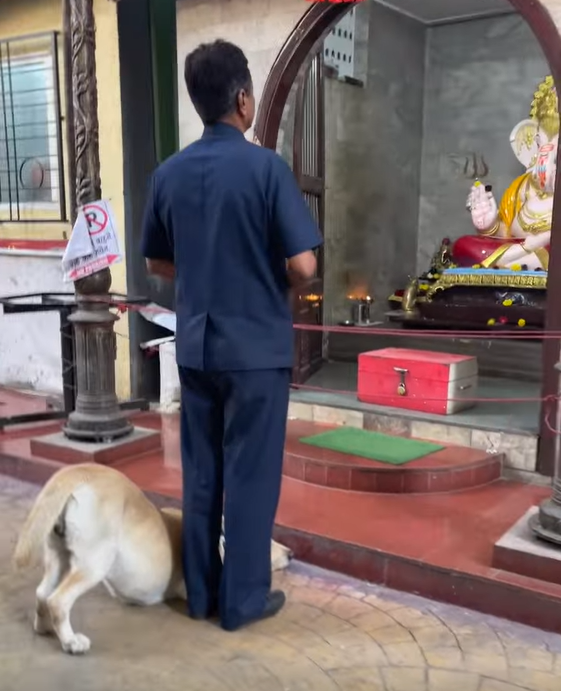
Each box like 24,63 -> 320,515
284,420 -> 502,494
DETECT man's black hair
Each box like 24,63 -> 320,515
184,40 -> 252,125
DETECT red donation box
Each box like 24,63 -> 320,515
358,348 -> 478,415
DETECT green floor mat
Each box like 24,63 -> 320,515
300,427 -> 444,465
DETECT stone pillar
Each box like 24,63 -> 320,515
531,359 -> 561,545
63,0 -> 132,442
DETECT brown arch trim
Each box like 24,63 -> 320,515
255,0 -> 561,148
254,2 -> 350,149
255,0 -> 561,477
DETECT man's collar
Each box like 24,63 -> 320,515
202,122 -> 246,139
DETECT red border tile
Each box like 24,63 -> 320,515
284,451 -> 501,495
326,465 -> 351,490
0,239 -> 67,251
273,525 -> 561,635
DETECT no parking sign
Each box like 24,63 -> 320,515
62,200 -> 123,282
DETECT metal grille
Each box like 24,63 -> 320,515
304,191 -> 320,224
0,32 -> 66,222
302,58 -> 319,178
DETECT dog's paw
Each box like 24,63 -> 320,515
33,614 -> 53,636
62,633 -> 91,655
271,542 -> 293,571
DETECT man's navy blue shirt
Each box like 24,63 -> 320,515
141,123 -> 323,371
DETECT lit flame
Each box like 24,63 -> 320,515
346,283 -> 373,301
347,294 -> 373,303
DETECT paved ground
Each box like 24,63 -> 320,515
2,476 -> 561,691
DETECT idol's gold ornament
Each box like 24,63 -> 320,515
402,277 -> 419,313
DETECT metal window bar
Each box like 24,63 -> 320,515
0,32 -> 66,223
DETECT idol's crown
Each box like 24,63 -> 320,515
530,75 -> 559,138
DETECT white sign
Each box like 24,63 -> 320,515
138,302 -> 177,334
62,200 -> 123,282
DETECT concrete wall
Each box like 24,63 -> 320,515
417,13 -> 549,271
0,250 -> 66,394
175,0 -> 308,146
323,1 -> 426,324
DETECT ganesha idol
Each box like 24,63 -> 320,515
454,75 -> 558,272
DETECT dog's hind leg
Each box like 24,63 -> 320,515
46,547 -> 112,655
34,534 -> 70,635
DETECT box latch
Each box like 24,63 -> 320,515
394,367 -> 408,396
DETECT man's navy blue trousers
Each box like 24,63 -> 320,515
178,367 -> 291,630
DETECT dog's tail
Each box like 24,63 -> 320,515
13,464 -> 98,570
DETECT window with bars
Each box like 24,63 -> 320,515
0,32 -> 66,223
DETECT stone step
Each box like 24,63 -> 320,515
285,420 -> 502,494
288,394 -> 542,485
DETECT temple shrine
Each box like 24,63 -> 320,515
389,75 -> 557,331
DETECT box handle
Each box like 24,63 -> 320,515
394,367 -> 408,396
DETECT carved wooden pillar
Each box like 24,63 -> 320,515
63,0 -> 132,442
531,358 -> 561,544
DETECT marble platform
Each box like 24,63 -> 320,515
30,427 -> 161,465
289,362 -> 543,482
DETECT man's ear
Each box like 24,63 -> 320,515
237,89 -> 250,115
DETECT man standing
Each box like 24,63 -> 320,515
141,40 -> 322,632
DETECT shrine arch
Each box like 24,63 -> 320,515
254,0 -> 561,477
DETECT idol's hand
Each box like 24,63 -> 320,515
521,230 -> 550,252
468,183 -> 499,233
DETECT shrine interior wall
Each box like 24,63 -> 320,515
417,13 -> 550,273
173,0 -> 552,329
322,1 -> 426,324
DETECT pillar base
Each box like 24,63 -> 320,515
31,427 -> 161,465
494,508 -> 561,585
530,498 -> 561,546
63,410 -> 133,443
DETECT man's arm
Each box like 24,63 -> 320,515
146,258 -> 175,280
140,172 -> 175,277
271,155 -> 323,278
286,251 -> 316,287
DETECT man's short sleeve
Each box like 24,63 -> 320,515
270,155 -> 323,259
140,172 -> 174,262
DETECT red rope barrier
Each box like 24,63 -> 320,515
108,298 -> 561,426
107,298 -> 561,340
290,382 -> 556,405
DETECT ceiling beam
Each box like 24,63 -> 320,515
374,0 -> 515,26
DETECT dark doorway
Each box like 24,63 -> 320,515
118,0 -> 179,401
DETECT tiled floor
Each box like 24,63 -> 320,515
276,477 -> 548,573
0,386 -> 52,423
0,387 -> 559,634
3,475 -> 561,691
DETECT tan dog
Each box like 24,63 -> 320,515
13,463 -> 292,655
